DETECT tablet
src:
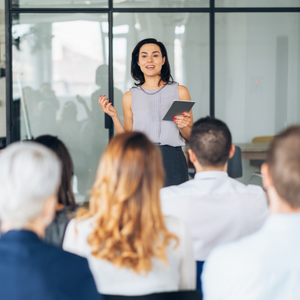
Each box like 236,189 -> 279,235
162,100 -> 195,121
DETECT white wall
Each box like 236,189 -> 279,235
215,13 -> 300,143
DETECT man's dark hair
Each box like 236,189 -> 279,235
190,116 -> 232,167
131,38 -> 174,87
267,125 -> 300,209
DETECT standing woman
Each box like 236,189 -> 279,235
99,38 -> 193,186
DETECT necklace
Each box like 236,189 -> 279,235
140,84 -> 167,95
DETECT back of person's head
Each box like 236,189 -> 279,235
34,135 -> 75,209
267,125 -> 300,209
0,142 -> 61,229
190,116 -> 232,167
78,132 -> 178,273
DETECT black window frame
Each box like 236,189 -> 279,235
5,0 -> 300,144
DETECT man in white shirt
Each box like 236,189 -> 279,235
202,125 -> 300,300
160,117 -> 268,291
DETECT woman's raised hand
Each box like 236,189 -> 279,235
173,112 -> 192,129
98,95 -> 118,118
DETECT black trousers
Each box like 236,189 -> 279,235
159,145 -> 189,187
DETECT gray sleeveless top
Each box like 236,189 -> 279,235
130,82 -> 185,147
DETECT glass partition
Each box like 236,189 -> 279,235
11,0 -> 108,8
215,13 -> 300,185
113,0 -> 209,8
215,0 -> 300,7
12,13 -> 109,202
112,12 -> 210,131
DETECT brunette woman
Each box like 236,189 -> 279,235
63,132 -> 196,295
35,135 -> 76,247
99,38 -> 193,186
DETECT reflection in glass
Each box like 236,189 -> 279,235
215,0 -> 300,7
12,13 -> 109,202
11,0 -> 108,8
113,0 -> 208,8
112,12 -> 210,130
215,13 -> 300,185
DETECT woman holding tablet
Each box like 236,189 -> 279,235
99,38 -> 193,186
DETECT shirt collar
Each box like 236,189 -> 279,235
266,213 -> 300,229
194,171 -> 229,180
0,230 -> 40,242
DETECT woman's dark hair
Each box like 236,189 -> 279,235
131,38 -> 174,86
34,135 -> 76,209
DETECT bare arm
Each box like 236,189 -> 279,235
173,85 -> 194,141
98,95 -> 125,134
123,91 -> 133,132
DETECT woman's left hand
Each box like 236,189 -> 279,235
173,112 -> 192,129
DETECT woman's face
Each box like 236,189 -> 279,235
137,43 -> 165,78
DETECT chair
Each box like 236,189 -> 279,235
227,145 -> 242,178
0,137 -> 6,150
196,261 -> 204,297
102,290 -> 202,300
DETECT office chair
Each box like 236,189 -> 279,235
102,290 -> 202,300
227,145 -> 242,178
0,137 -> 6,150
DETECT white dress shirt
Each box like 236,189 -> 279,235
160,171 -> 268,261
202,214 -> 300,300
63,216 -> 196,295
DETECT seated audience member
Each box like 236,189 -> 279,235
35,135 -> 76,247
0,142 -> 100,300
160,117 -> 268,289
202,125 -> 300,300
63,132 -> 196,295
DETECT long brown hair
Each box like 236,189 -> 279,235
34,135 -> 75,209
77,132 -> 178,273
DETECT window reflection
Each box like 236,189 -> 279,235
11,0 -> 108,8
113,0 -> 209,8
12,13 -> 109,202
215,0 -> 300,7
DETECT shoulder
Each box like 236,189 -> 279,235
63,217 -> 93,253
53,248 -> 99,299
228,177 -> 265,195
123,90 -> 132,101
205,228 -> 264,272
160,179 -> 195,200
41,237 -> 89,268
177,85 -> 191,100
164,216 -> 189,237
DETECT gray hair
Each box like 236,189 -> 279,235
0,142 -> 61,229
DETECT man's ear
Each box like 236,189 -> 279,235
228,144 -> 235,159
188,149 -> 197,164
261,163 -> 273,191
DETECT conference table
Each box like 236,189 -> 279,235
236,143 -> 269,160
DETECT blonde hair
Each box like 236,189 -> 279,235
77,132 -> 178,273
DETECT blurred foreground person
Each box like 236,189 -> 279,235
0,142 -> 100,300
63,132 -> 196,295
202,125 -> 300,300
35,135 -> 76,247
